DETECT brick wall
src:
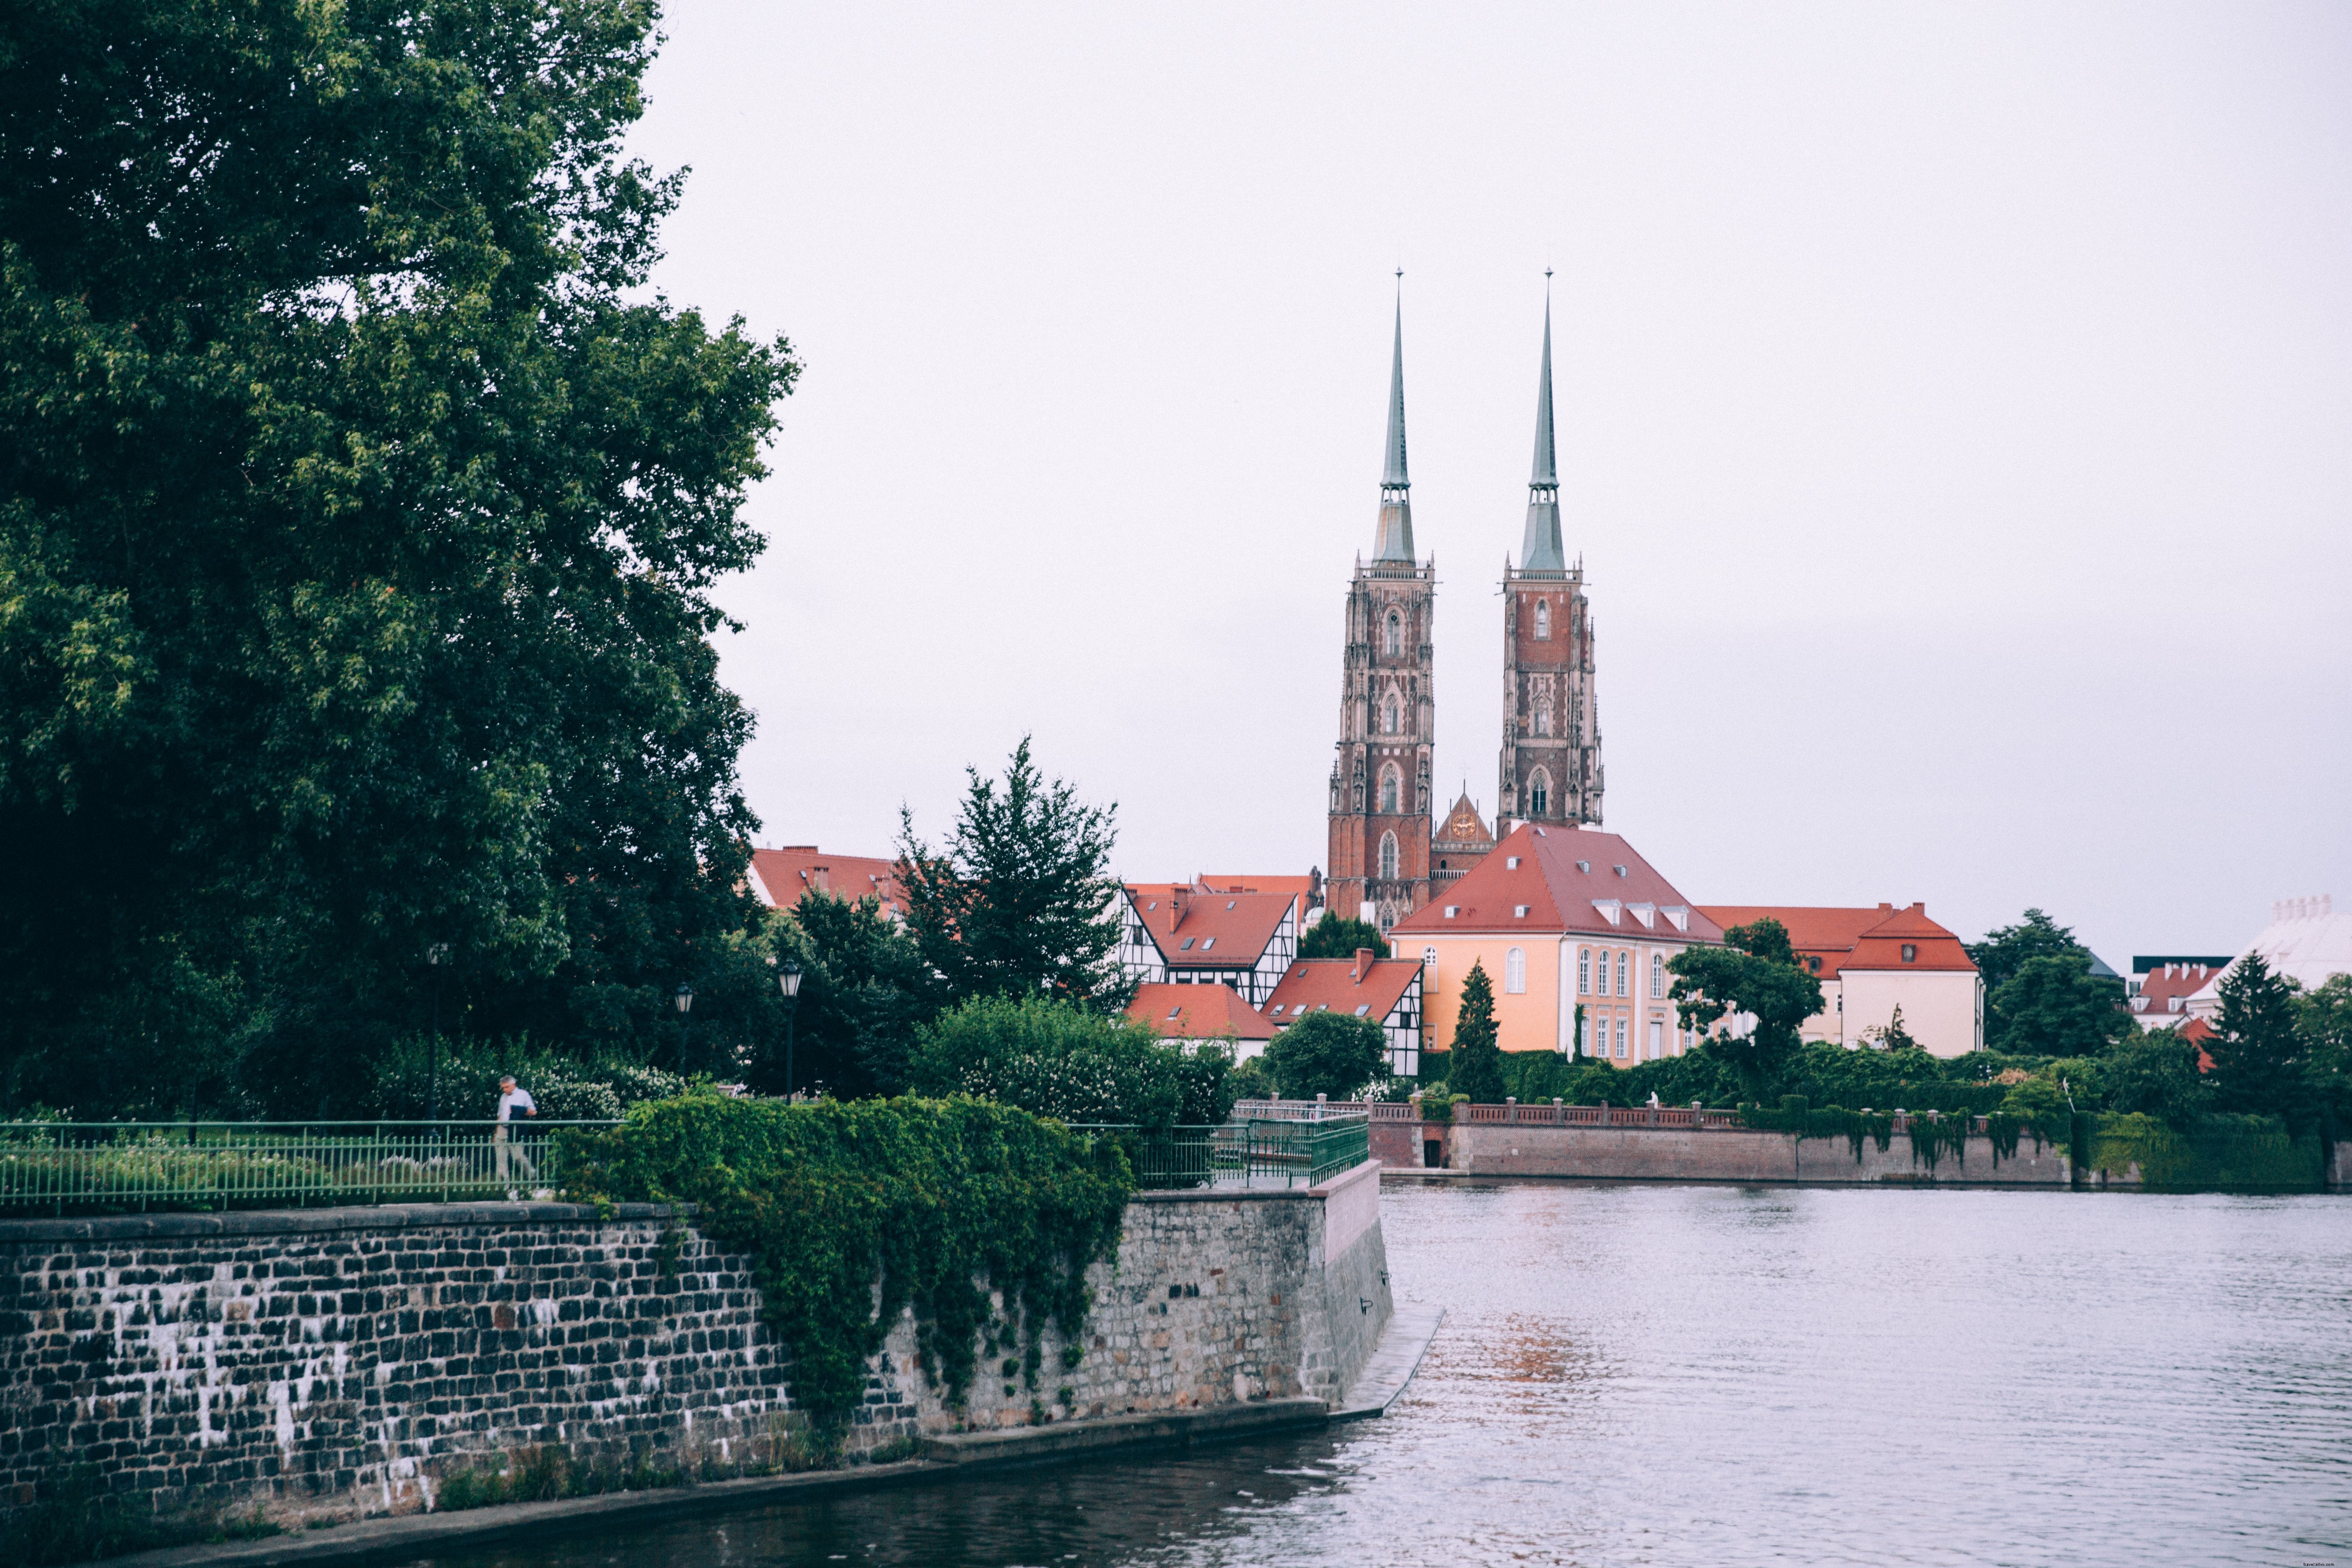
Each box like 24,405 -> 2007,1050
0,1183 -> 1391,1529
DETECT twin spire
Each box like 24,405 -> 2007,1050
1372,278 -> 1568,572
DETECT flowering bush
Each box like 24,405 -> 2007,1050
910,995 -> 1236,1129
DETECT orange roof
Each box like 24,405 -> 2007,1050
1264,957 -> 1421,1028
1695,902 -> 1976,977
1127,983 -> 1277,1042
752,847 -> 905,914
1391,822 -> 1721,943
1125,885 -> 1295,969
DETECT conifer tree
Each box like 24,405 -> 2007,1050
1448,961 -> 1507,1103
2209,953 -> 2304,1119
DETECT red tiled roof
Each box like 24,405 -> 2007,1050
1391,823 -> 1720,943
1695,902 -> 1975,977
751,847 -> 905,914
1195,875 -> 1318,925
2131,961 -> 2224,1020
1263,958 -> 1420,1028
1125,886 -> 1294,969
1126,983 -> 1277,1043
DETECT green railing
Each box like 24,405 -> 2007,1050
0,1122 -> 622,1216
1071,1114 -> 1371,1191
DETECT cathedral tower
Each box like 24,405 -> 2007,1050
1328,294 -> 1436,934
1498,288 -> 1603,831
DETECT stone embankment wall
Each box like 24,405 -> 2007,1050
1404,1121 -> 2073,1185
0,1174 -> 1390,1529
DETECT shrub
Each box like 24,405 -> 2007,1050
909,995 -> 1234,1128
1264,1011 -> 1389,1101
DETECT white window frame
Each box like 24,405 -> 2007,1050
1505,947 -> 1527,995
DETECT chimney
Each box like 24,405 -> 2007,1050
1914,902 -> 1925,917
1877,902 -> 1893,912
1354,946 -> 1374,981
1169,887 -> 1188,929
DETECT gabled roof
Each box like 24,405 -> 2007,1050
1126,983 -> 1277,1043
1195,875 -> 1318,925
1433,792 -> 1494,851
1695,902 -> 1975,977
1264,958 -> 1420,1028
2132,961 -> 2224,1020
1392,823 -> 1719,943
751,847 -> 905,915
1124,885 -> 1295,969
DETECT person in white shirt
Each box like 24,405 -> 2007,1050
495,1075 -> 536,1187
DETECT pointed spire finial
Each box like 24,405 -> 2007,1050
1372,279 -> 1415,561
1518,279 -> 1566,572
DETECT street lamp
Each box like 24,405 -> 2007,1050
426,943 -> 451,1128
778,960 -> 803,1099
674,981 -> 695,1067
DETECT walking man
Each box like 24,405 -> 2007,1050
495,1074 -> 537,1191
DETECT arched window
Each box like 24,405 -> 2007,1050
1528,769 -> 1550,818
1651,952 -> 1665,998
1534,600 -> 1551,640
1378,831 -> 1399,880
1577,947 -> 1591,995
1616,952 -> 1630,998
1534,704 -> 1551,738
1384,612 -> 1403,657
1383,698 -> 1399,735
1505,947 -> 1526,994
1378,902 -> 1397,934
1378,766 -> 1401,813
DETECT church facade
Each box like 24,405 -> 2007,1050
1326,289 -> 1603,935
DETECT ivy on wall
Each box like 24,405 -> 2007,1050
2089,1112 -> 2322,1193
561,1094 -> 1132,1431
1736,1097 -> 2066,1170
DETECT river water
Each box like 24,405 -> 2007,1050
406,1182 -> 2352,1568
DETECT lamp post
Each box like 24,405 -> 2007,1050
426,943 -> 450,1129
674,982 -> 695,1068
778,960 -> 803,1099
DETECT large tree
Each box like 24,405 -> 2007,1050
897,738 -> 1125,1008
1265,1010 -> 1389,1102
768,893 -> 947,1099
1667,917 -> 1824,1097
1988,955 -> 2132,1057
2207,954 -> 2305,1119
0,1 -> 796,1116
1446,961 -> 1506,1104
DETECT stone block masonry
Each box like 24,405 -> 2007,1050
1434,1124 -> 2072,1184
0,1180 -> 1391,1531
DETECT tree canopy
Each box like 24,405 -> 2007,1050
1988,955 -> 2132,1056
1265,1011 -> 1389,1101
1446,961 -> 1506,1103
896,738 -> 1125,1008
1298,916 -> 1389,962
2208,954 -> 2304,1119
1666,918 -> 1824,1095
0,0 -> 796,1117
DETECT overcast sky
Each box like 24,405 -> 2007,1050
624,0 -> 2352,970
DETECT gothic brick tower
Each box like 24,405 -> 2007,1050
1498,290 -> 1603,832
1328,296 -> 1435,936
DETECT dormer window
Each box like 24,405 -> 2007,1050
1354,1004 -> 1372,1017
1901,943 -> 1917,963
1168,1006 -> 1184,1020
1614,865 -> 1628,877
1200,937 -> 1215,951
1179,937 -> 1195,951
1514,906 -> 1529,918
1576,860 -> 1590,873
1445,906 -> 1459,918
1506,856 -> 1521,870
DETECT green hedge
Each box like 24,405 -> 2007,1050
2088,1112 -> 2322,1192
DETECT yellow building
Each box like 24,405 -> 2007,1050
1391,822 -> 1725,1065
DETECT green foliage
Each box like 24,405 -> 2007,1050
1264,1011 -> 1389,1101
1989,954 -> 2129,1056
364,1034 -> 687,1121
1446,962 -> 1507,1105
1298,916 -> 1389,962
771,894 -> 949,1099
1856,1004 -> 1918,1052
1666,919 -> 1823,1095
564,1093 -> 1132,1430
0,0 -> 797,1118
2208,954 -> 2306,1119
1969,908 -> 2092,995
2089,1111 -> 2321,1193
1227,1055 -> 1277,1102
897,739 -> 1126,1008
909,995 -> 1234,1130
2098,1031 -> 2209,1130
